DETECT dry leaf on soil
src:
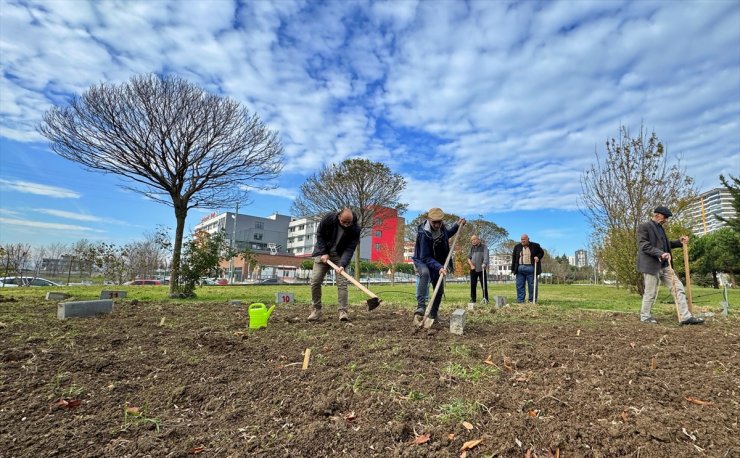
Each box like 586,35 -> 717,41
527,409 -> 540,417
620,410 -> 629,422
343,411 -> 357,422
51,398 -> 82,409
462,421 -> 474,430
684,396 -> 713,406
412,433 -> 430,445
190,445 -> 205,454
125,406 -> 141,415
460,438 -> 483,451
448,433 -> 455,440
483,355 -> 495,366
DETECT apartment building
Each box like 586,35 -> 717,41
686,187 -> 736,235
193,211 -> 291,253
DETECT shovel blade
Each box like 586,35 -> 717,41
422,317 -> 435,329
367,297 -> 382,311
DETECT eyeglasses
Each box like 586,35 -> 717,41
339,219 -> 353,227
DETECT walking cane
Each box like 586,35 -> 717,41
667,261 -> 682,322
532,259 -> 538,305
682,240 -> 693,314
481,267 -> 489,304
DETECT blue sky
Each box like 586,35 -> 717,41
0,0 -> 739,258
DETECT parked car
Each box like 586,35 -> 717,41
124,279 -> 162,286
258,278 -> 285,285
0,276 -> 61,287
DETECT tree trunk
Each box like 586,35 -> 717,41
712,271 -> 719,289
169,206 -> 187,296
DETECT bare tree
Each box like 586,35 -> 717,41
580,123 -> 696,293
292,158 -> 407,278
38,74 -> 284,295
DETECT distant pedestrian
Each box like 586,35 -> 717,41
511,234 -> 544,303
468,235 -> 489,303
308,208 -> 361,322
411,207 -> 465,325
637,206 -> 703,325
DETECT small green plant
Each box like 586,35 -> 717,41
406,390 -> 426,401
62,384 -> 84,398
436,398 -> 478,423
351,375 -> 362,394
122,406 -> 161,433
347,361 -> 358,372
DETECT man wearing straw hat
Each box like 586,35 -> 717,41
637,206 -> 704,325
411,208 -> 465,325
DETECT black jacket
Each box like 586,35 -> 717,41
311,211 -> 361,268
636,220 -> 681,275
511,242 -> 545,275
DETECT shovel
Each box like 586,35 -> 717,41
532,259 -> 538,305
325,259 -> 382,310
418,227 -> 463,329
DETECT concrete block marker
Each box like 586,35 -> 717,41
450,309 -> 466,335
229,300 -> 243,306
58,300 -> 113,320
275,292 -> 295,305
45,292 -> 70,301
494,296 -> 507,308
100,290 -> 127,299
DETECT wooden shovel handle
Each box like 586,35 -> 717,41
324,259 -> 378,299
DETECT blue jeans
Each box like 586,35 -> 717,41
516,264 -> 536,303
414,261 -> 442,318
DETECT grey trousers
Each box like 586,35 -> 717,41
640,267 -> 692,322
311,255 -> 349,311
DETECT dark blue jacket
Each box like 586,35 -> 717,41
412,221 -> 461,272
311,210 -> 361,268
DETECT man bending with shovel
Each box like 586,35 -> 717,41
308,208 -> 361,322
412,208 -> 465,326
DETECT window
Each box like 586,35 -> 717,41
374,243 -> 381,251
255,222 -> 264,229
299,225 -> 305,230
375,230 -> 382,237
297,236 -> 303,242
254,233 -> 263,240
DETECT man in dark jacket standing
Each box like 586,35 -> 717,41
308,208 -> 361,322
511,234 -> 545,303
411,207 -> 465,325
637,206 -> 703,325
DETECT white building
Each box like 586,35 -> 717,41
194,211 -> 291,253
575,249 -> 588,268
488,253 -> 514,281
686,187 -> 736,235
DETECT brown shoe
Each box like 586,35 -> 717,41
307,308 -> 323,321
339,310 -> 350,322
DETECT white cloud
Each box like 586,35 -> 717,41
0,216 -> 102,232
33,208 -> 104,222
0,179 -> 81,198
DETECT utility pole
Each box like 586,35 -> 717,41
230,202 -> 239,284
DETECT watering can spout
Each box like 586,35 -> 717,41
266,304 -> 276,318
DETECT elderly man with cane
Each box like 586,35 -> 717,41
637,206 -> 704,325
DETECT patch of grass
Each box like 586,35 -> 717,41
436,398 -> 478,423
368,337 -> 389,350
381,361 -> 403,373
449,343 -> 472,358
443,362 -> 499,382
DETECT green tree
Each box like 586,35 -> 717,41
717,174 -> 740,233
690,227 -> 740,288
38,74 -> 284,296
580,123 -> 696,294
291,158 -> 407,278
178,230 -> 230,297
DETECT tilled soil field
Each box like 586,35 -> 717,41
1,295 -> 738,457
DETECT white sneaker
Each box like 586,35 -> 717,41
339,310 -> 350,322
307,308 -> 323,321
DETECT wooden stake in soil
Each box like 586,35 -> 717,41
682,240 -> 693,313
302,348 -> 311,370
